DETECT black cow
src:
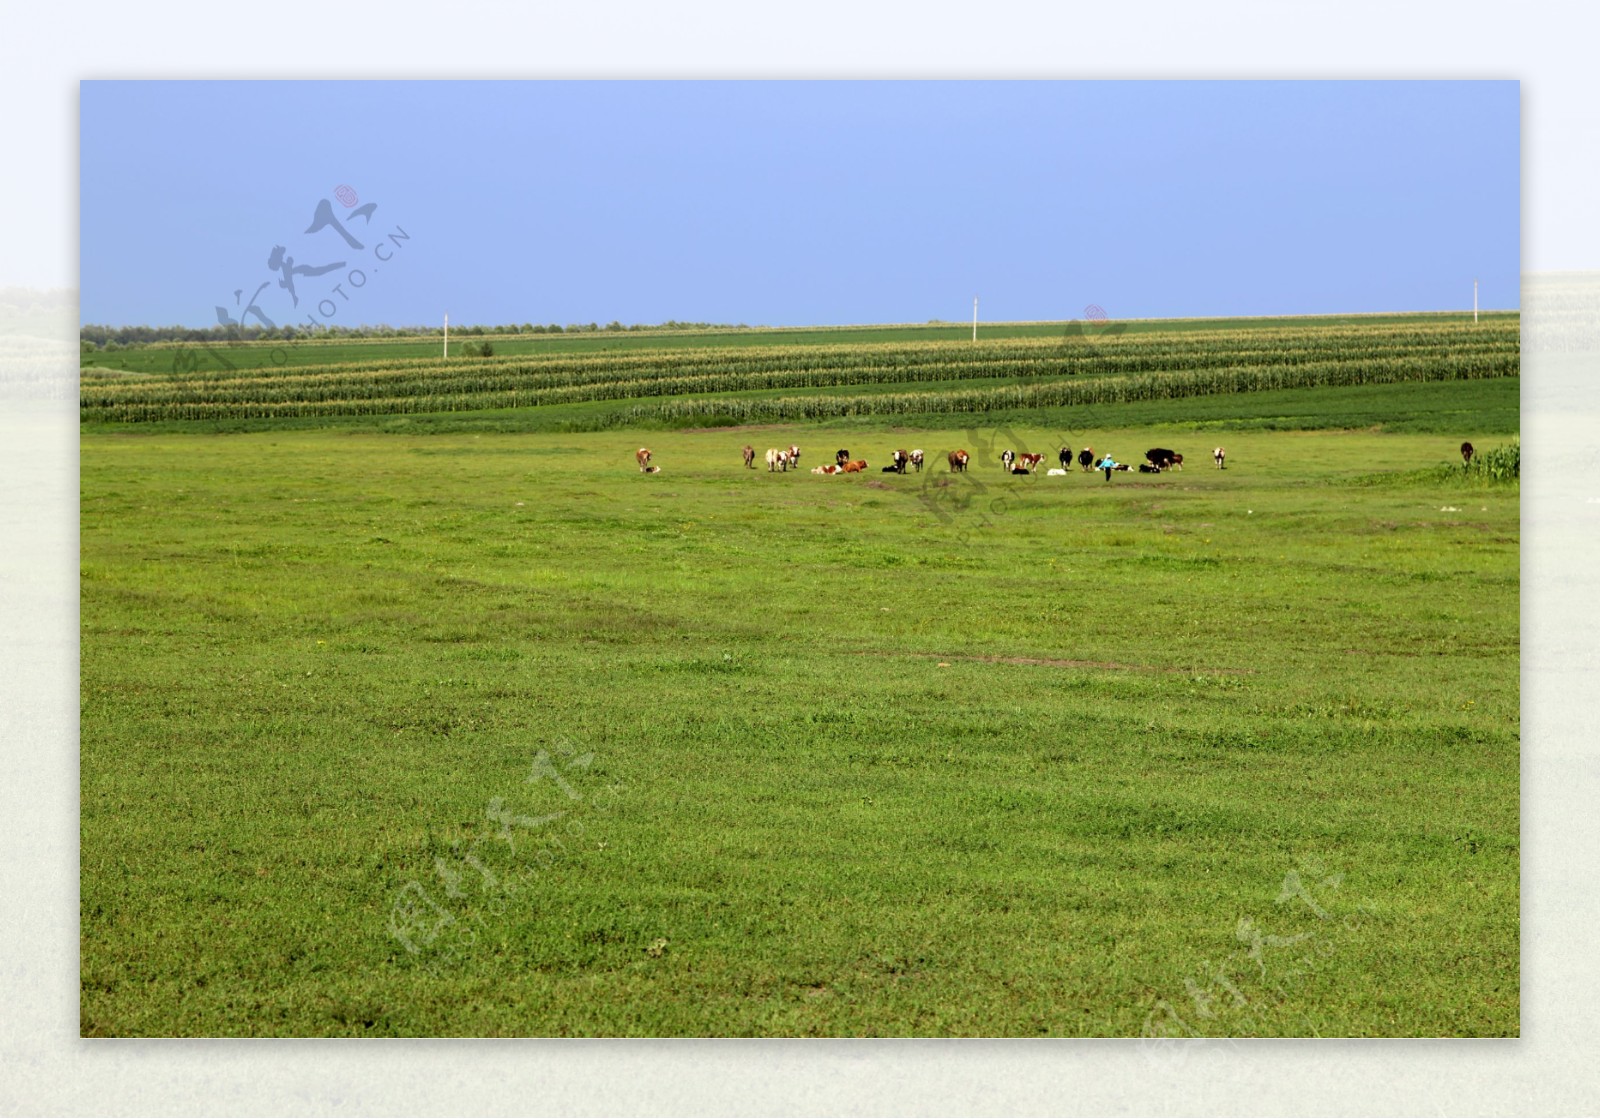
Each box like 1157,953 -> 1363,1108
1059,447 -> 1073,470
1146,447 -> 1179,471
1077,447 -> 1096,472
836,449 -> 851,467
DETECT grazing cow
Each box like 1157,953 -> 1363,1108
889,449 -> 909,474
836,449 -> 851,467
1047,467 -> 1068,476
1001,449 -> 1016,471
1019,453 -> 1044,471
743,444 -> 756,469
1077,447 -> 1095,472
909,449 -> 924,472
766,447 -> 790,472
636,447 -> 653,473
789,445 -> 802,471
948,449 -> 970,472
1213,446 -> 1226,469
843,459 -> 867,473
1170,453 -> 1184,470
1059,446 -> 1073,470
1145,447 -> 1179,471
1461,441 -> 1475,465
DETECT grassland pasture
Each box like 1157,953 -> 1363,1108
79,315 -> 1519,1036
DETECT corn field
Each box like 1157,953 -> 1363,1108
80,320 -> 1519,425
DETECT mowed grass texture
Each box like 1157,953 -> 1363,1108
81,425 -> 1518,1036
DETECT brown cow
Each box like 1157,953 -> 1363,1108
1018,453 -> 1044,471
843,459 -> 867,473
743,444 -> 756,469
636,447 -> 652,472
948,449 -> 970,472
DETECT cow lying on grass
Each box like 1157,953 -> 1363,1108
842,459 -> 868,473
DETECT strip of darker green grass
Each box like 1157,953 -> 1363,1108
80,377 -> 1519,440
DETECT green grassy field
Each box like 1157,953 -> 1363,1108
81,412 -> 1519,1035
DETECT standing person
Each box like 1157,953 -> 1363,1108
1099,453 -> 1118,481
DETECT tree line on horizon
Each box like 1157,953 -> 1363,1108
79,319 -> 752,351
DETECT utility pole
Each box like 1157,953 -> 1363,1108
444,312 -> 449,358
972,297 -> 978,343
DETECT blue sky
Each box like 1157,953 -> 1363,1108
79,80 -> 1519,328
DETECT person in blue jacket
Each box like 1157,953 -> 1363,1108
1098,453 -> 1118,481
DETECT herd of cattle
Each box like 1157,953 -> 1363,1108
636,443 -> 1231,475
